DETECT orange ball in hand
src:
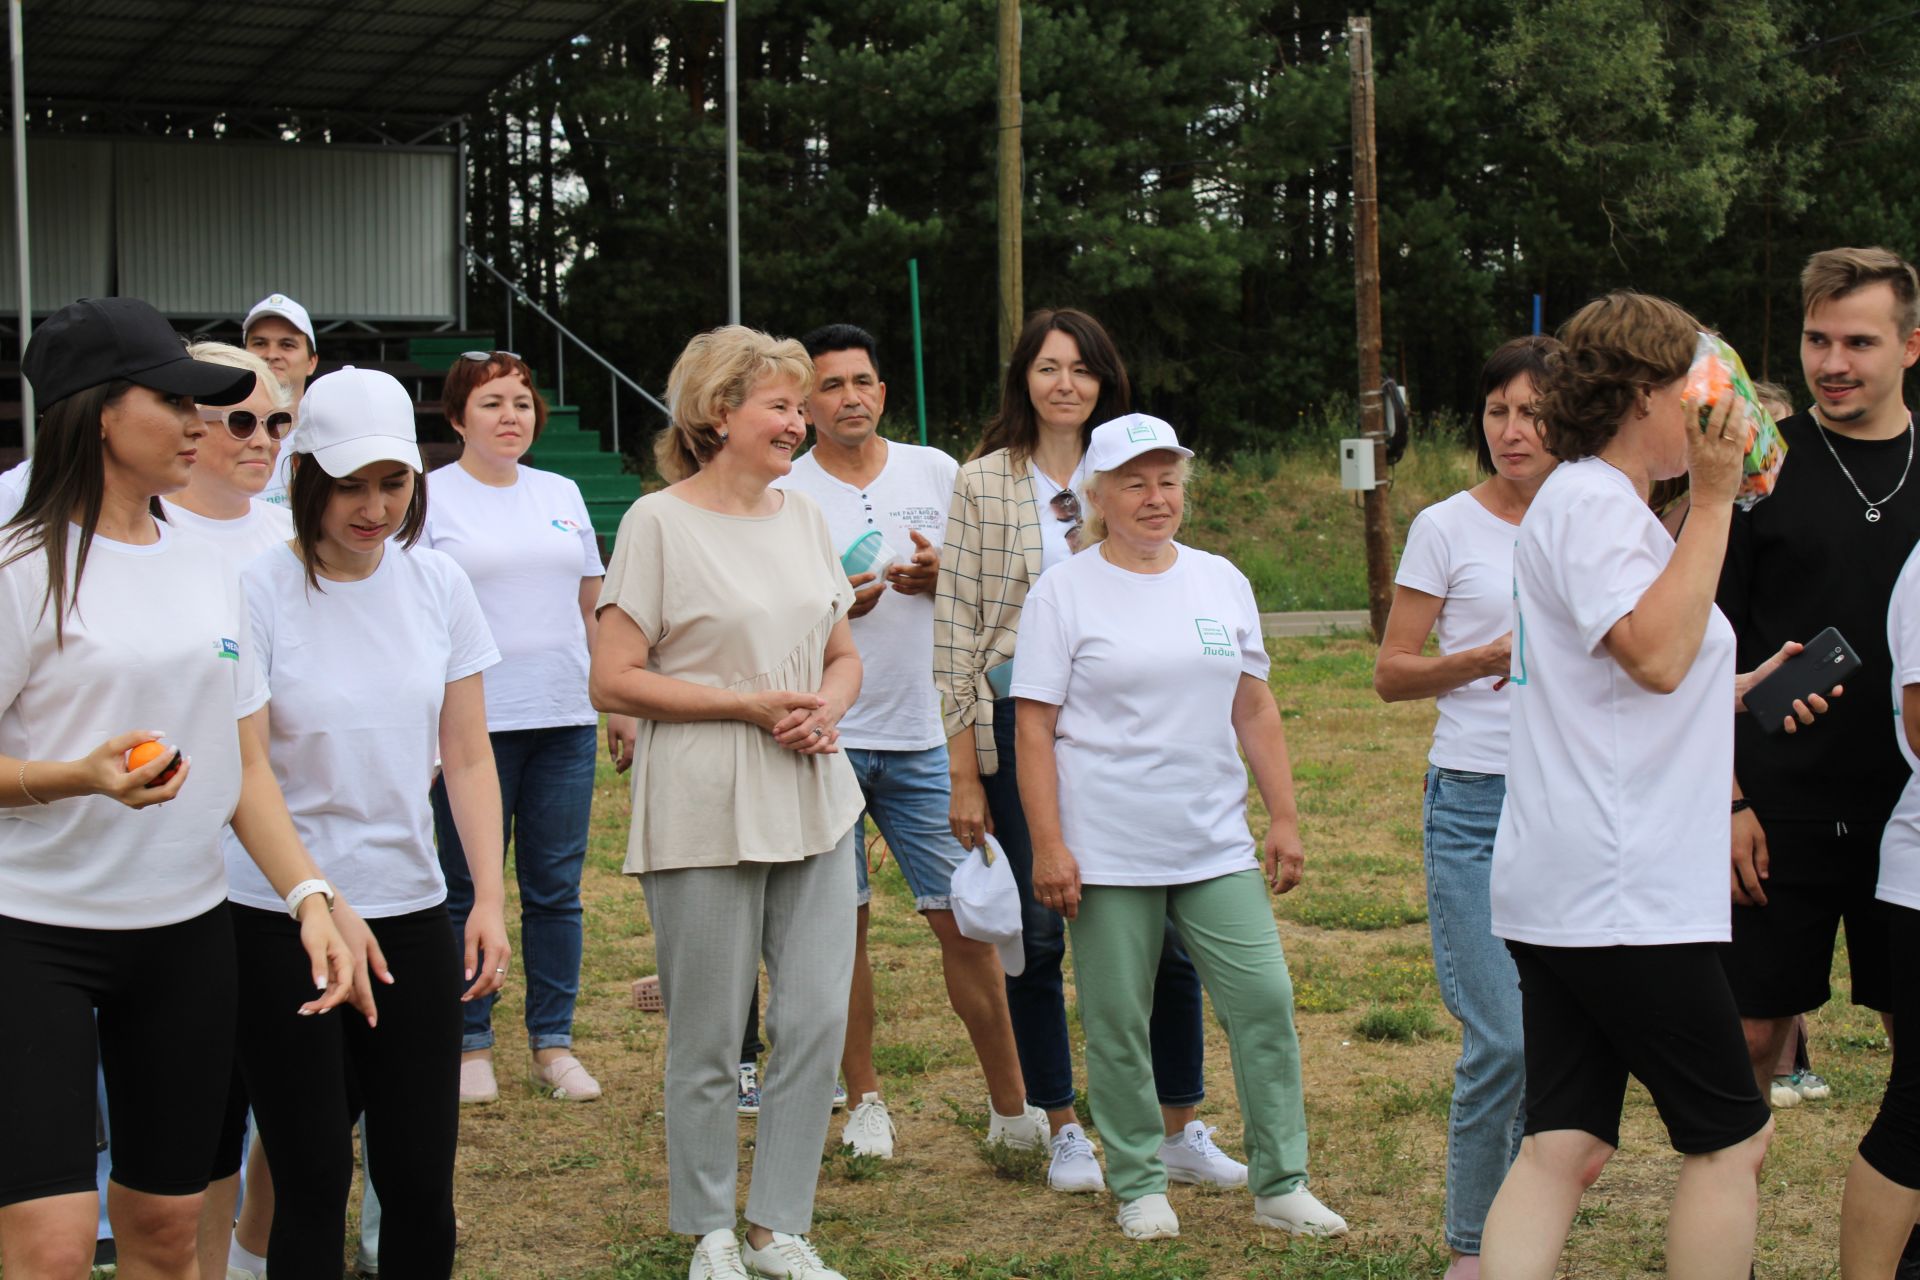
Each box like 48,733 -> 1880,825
125,740 -> 181,786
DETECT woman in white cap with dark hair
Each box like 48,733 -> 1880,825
0,297 -> 360,1279
225,366 -> 508,1279
1013,414 -> 1346,1243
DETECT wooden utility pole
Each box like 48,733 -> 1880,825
1348,17 -> 1392,640
996,0 -> 1023,367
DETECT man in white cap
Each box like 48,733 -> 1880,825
244,292 -> 319,507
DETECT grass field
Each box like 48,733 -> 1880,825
1179,427 -> 1480,613
424,632 -> 1884,1280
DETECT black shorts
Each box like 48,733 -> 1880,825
1859,902 -> 1920,1189
1722,816 -> 1893,1016
1508,940 -> 1771,1155
0,904 -> 237,1207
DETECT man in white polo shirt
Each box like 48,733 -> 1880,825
772,324 -> 1046,1160
243,292 -> 320,507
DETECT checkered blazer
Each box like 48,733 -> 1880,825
934,447 -> 1046,777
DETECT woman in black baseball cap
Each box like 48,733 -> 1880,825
0,297 -> 371,1278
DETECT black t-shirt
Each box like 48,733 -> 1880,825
1717,410 -> 1920,822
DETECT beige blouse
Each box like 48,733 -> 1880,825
598,488 -> 861,873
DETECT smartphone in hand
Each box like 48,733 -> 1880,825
1745,627 -> 1860,734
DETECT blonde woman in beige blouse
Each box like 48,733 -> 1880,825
590,326 -> 863,1280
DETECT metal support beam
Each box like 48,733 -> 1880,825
724,0 -> 740,325
11,0 -> 30,453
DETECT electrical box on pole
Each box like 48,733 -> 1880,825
1339,439 -> 1377,491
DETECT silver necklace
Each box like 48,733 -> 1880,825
1815,414 -> 1914,523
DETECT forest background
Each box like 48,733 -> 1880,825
463,0 -> 1920,465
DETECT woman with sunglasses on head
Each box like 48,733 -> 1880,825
935,309 -> 1225,1195
225,367 -> 507,1279
422,350 -> 636,1106
0,297 -> 359,1280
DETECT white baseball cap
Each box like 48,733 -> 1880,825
243,292 -> 317,350
949,833 -> 1026,978
293,366 -> 422,477
1083,413 -> 1193,475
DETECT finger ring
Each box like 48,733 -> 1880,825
811,726 -> 825,736
495,966 -> 507,974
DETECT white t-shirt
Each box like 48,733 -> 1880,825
420,463 -> 602,731
160,498 -> 293,578
1393,489 -> 1521,773
775,442 -> 956,750
222,543 -> 498,917
1491,459 -> 1737,946
1878,542 -> 1920,910
1033,459 -> 1089,575
0,459 -> 29,522
1012,543 -> 1267,886
0,521 -> 265,929
258,435 -> 297,508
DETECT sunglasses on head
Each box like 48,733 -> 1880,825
1050,488 -> 1085,553
198,407 -> 294,442
461,349 -> 523,363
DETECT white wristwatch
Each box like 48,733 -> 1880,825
285,878 -> 336,920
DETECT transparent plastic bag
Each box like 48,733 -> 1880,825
1681,331 -> 1786,509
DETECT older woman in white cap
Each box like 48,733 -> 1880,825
0,297 -> 359,1280
1012,414 -> 1346,1243
225,367 -> 507,1279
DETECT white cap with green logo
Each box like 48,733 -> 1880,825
1084,413 -> 1194,475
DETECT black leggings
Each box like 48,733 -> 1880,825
0,905 -> 235,1206
1860,903 -> 1920,1189
231,903 -> 461,1280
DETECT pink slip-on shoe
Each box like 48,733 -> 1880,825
458,1056 -> 499,1105
532,1055 -> 603,1101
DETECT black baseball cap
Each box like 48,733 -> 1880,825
23,297 -> 255,407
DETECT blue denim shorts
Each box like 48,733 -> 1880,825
846,744 -> 968,912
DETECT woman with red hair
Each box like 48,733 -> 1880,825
422,351 -> 636,1105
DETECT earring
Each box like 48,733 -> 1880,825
717,430 -> 730,442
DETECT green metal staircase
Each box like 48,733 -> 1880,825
526,394 -> 641,543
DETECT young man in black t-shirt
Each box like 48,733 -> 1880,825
1718,249 -> 1920,1257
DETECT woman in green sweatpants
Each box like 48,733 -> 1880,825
1009,414 -> 1349,1243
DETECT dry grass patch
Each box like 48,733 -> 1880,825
428,635 -> 1876,1279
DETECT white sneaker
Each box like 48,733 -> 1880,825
741,1231 -> 846,1279
841,1092 -> 896,1158
1159,1121 -> 1248,1188
1116,1191 -> 1180,1240
688,1229 -> 750,1280
737,1062 -> 762,1116
1768,1075 -> 1803,1109
1253,1187 -> 1348,1236
985,1102 -> 1050,1150
1047,1122 -> 1105,1193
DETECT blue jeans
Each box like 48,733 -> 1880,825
980,698 -> 1205,1112
431,723 -> 597,1053
1423,765 -> 1526,1255
848,744 -> 968,911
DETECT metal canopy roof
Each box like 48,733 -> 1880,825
20,1 -> 633,125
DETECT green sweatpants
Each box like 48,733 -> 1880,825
1069,869 -> 1311,1201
